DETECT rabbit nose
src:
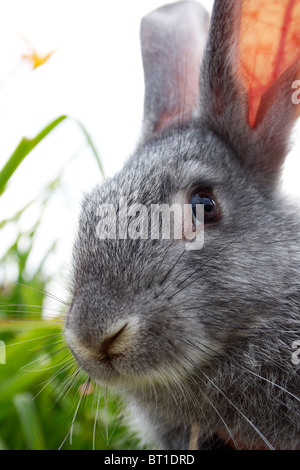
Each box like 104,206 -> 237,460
100,323 -> 128,357
65,315 -> 140,364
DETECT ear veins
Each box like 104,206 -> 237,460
239,0 -> 300,126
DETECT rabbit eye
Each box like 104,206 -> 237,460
189,189 -> 219,224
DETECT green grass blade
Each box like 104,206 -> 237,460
0,115 -> 67,195
13,392 -> 46,450
75,119 -> 104,176
0,438 -> 8,450
0,114 -> 103,196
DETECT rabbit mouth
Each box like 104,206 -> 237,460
64,323 -> 198,388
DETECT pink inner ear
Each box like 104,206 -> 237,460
154,65 -> 200,133
140,2 -> 209,137
239,0 -> 300,127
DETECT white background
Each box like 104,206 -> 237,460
0,0 -> 299,302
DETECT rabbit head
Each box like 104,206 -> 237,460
65,0 -> 300,450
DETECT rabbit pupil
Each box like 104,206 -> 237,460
190,189 -> 217,223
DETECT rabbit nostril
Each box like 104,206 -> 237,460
100,324 -> 128,357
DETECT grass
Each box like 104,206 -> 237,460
0,117 -> 142,450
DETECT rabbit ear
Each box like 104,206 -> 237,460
240,0 -> 300,128
200,0 -> 300,184
140,1 -> 209,141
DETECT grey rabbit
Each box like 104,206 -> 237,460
65,0 -> 300,450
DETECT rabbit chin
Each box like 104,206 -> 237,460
65,327 -> 209,389
83,356 -> 202,390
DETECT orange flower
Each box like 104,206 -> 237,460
21,36 -> 56,69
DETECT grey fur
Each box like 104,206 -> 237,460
141,0 -> 209,140
65,0 -> 300,450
